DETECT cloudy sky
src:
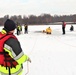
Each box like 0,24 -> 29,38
0,0 -> 76,17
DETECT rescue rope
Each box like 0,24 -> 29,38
25,61 -> 29,75
28,37 -> 38,55
25,36 -> 38,75
52,35 -> 76,48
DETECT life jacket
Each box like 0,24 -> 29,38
63,22 -> 66,27
0,32 -> 18,68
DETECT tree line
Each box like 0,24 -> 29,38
0,14 -> 76,26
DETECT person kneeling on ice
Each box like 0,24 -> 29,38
46,27 -> 52,34
70,25 -> 74,31
0,19 -> 31,75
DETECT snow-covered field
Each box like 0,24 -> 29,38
1,24 -> 76,75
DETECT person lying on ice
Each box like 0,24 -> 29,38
0,19 -> 31,75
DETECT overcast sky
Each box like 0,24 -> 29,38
0,0 -> 76,17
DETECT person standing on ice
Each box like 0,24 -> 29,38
62,21 -> 66,34
0,19 -> 31,75
17,24 -> 21,35
24,24 -> 28,34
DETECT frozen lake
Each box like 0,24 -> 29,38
0,24 -> 76,75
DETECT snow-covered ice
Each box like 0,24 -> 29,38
1,24 -> 76,75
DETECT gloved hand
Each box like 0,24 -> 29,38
27,57 -> 31,63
